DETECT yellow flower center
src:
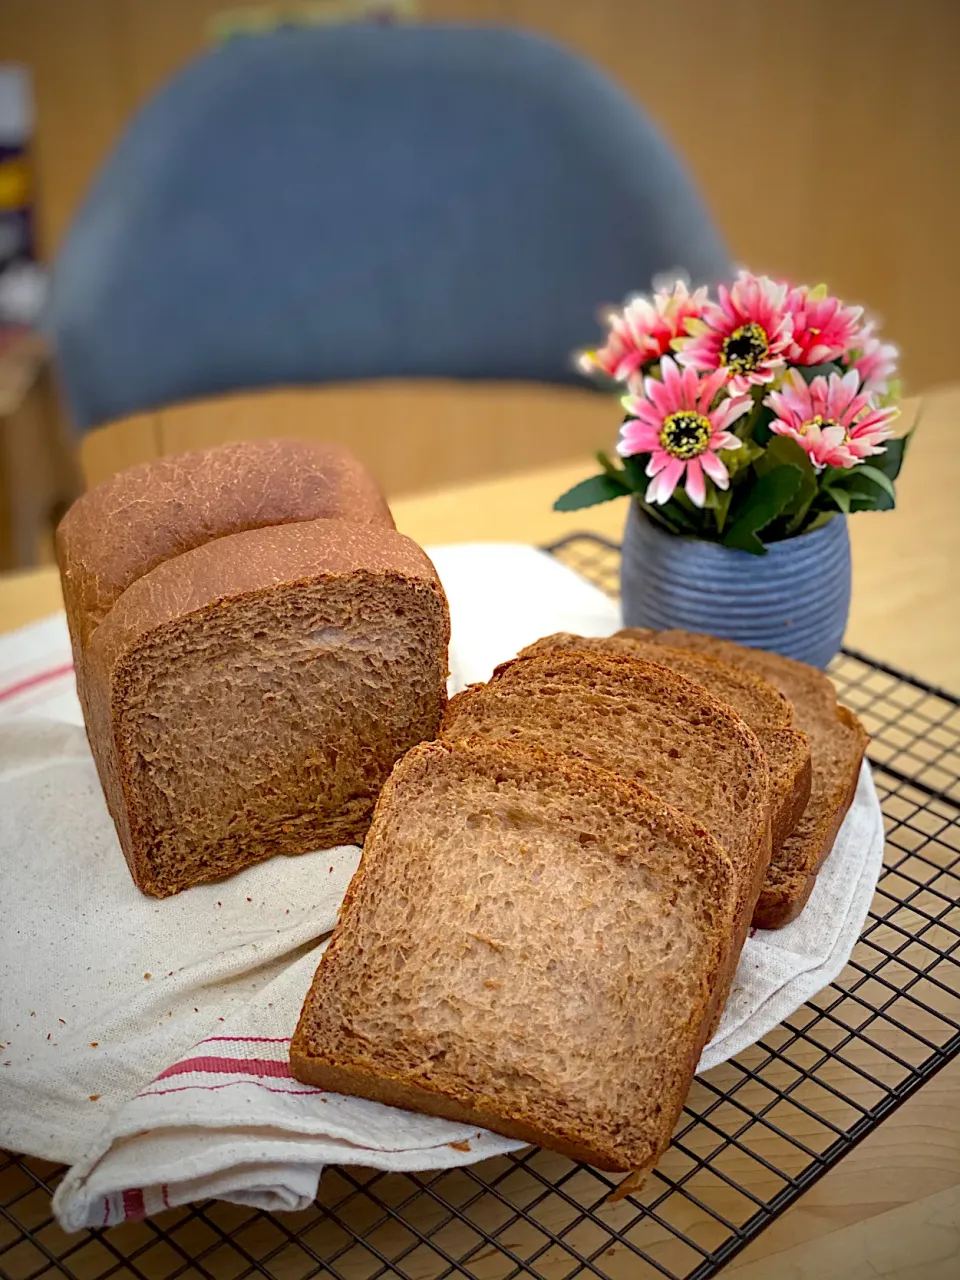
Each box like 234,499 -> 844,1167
721,321 -> 769,375
800,414 -> 845,440
660,410 -> 712,460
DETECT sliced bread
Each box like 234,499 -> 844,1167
290,739 -> 738,1173
619,628 -> 869,927
442,650 -> 771,1018
85,519 -> 450,897
519,632 -> 812,854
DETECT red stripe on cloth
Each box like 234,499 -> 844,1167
140,1078 -> 328,1099
161,1184 -> 170,1209
201,1036 -> 292,1045
0,662 -> 74,703
122,1187 -> 146,1221
156,1055 -> 293,1081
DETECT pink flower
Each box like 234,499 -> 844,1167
675,271 -> 794,393
578,281 -> 707,387
618,356 -> 752,506
850,322 -> 899,396
764,369 -> 899,470
785,284 -> 863,365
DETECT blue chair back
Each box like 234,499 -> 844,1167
49,25 -> 731,432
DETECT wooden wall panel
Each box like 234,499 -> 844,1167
428,0 -> 960,393
2,0 -> 958,398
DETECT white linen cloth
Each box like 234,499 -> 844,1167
0,544 -> 884,1232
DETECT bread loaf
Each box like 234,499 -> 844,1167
291,739 -> 738,1173
57,441 -> 450,897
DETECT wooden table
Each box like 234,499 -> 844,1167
1,387 -> 958,1277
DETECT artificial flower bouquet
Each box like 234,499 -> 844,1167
557,272 -> 909,555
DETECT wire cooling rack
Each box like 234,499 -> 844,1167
3,531 -> 959,1280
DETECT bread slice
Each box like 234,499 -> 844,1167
520,633 -> 812,855
619,629 -> 869,927
442,650 -> 771,1022
85,519 -> 450,897
290,739 -> 738,1173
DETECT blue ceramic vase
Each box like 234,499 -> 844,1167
620,501 -> 851,669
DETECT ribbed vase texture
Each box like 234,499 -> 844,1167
620,502 -> 851,669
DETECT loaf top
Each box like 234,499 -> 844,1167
618,628 -> 841,726
620,625 -> 867,782
57,438 -> 394,650
519,631 -> 794,732
85,517 -> 447,691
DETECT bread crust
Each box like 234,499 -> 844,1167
762,729 -> 814,851
288,1057 -> 634,1172
753,707 -> 867,928
520,633 -> 794,727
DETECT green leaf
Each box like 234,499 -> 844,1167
844,476 -> 895,513
670,487 -> 709,532
848,489 -> 895,513
636,498 -> 691,537
703,479 -> 735,533
722,465 -> 804,555
821,462 -> 898,514
755,434 -> 813,477
553,473 -> 629,512
797,361 -> 843,385
853,464 -> 897,502
825,485 -> 852,514
621,453 -> 650,495
715,487 -> 735,535
720,437 -> 765,482
870,430 -> 913,482
819,464 -> 846,487
755,436 -> 819,533
643,493 -> 698,537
